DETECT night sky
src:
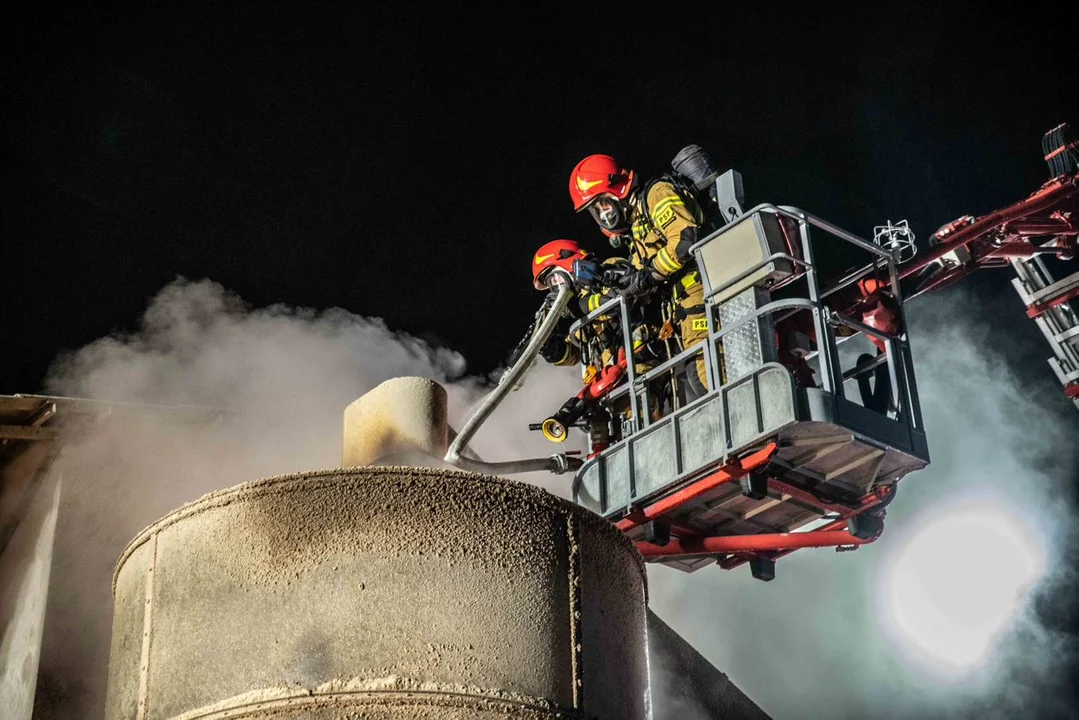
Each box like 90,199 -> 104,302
5,7 -> 1079,720
5,6 -> 1076,394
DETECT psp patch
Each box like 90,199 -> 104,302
691,318 -> 709,331
655,206 -> 676,227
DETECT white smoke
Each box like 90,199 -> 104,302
36,277 -> 1077,719
46,276 -> 585,488
647,289 -> 1079,720
35,276 -> 583,718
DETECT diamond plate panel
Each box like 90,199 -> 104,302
718,289 -> 766,382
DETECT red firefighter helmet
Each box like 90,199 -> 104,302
532,239 -> 591,290
568,154 -> 635,211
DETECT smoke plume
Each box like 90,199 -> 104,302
35,277 -> 1078,719
649,289 -> 1079,719
34,277 -> 582,718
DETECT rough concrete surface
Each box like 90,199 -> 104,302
105,466 -> 648,719
0,460 -> 61,720
342,377 -> 449,467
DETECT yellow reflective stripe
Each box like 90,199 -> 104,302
553,343 -> 574,366
656,248 -> 682,274
587,293 -> 601,312
652,196 -> 686,215
653,252 -> 675,274
680,270 -> 700,289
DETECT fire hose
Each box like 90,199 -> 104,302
444,271 -> 584,475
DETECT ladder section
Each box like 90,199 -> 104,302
1010,256 -> 1079,408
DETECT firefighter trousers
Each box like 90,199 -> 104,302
676,281 -> 724,401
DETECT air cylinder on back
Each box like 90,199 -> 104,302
672,143 -> 720,194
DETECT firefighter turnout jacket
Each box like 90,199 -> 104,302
624,179 -> 721,391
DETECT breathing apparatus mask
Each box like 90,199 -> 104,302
587,195 -> 628,233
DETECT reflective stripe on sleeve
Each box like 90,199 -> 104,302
655,247 -> 682,274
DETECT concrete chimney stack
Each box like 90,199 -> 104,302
342,376 -> 451,467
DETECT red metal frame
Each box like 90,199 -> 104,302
614,443 -> 778,533
1027,283 -> 1079,318
636,529 -> 869,558
826,167 -> 1079,408
718,518 -> 853,570
714,488 -> 892,570
629,472 -> 891,561
612,440 -> 897,562
694,175 -> 1077,570
891,174 -> 1078,306
765,477 -> 889,519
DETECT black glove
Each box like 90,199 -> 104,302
600,258 -> 633,289
540,335 -> 569,363
620,269 -> 658,298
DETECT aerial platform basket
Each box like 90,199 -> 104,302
571,196 -> 930,578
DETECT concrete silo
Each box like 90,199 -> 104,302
103,377 -> 650,719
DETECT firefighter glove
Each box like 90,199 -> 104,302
601,262 -> 632,290
540,335 -> 569,364
620,269 -> 658,298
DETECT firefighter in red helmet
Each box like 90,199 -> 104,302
569,154 -> 637,242
527,239 -> 665,449
529,238 -> 635,369
569,153 -> 720,400
531,239 -> 592,290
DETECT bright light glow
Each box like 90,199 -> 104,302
881,501 -> 1045,675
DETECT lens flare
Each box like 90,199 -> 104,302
880,500 -> 1045,675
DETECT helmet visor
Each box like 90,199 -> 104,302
587,195 -> 627,232
535,266 -> 554,289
